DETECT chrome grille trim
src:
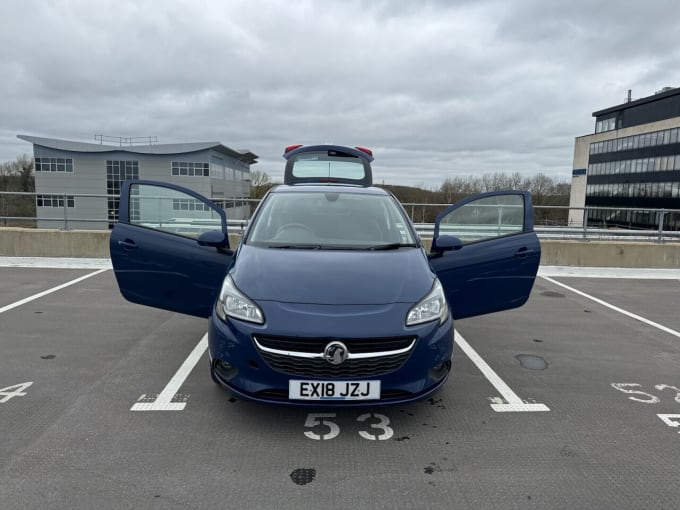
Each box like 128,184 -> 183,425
253,337 -> 416,360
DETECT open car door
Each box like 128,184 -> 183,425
429,190 -> 540,320
109,180 -> 234,318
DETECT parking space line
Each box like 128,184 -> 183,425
131,333 -> 208,411
454,330 -> 550,412
541,276 -> 680,340
0,269 -> 108,315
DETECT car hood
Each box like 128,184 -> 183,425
231,244 -> 434,305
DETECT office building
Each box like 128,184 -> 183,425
18,135 -> 257,229
569,86 -> 680,230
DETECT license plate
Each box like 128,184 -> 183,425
289,380 -> 380,400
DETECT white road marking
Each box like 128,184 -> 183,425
657,414 -> 680,432
454,330 -> 550,412
131,333 -> 208,411
0,269 -> 108,315
0,382 -> 33,403
541,276 -> 680,340
0,257 -> 112,269
539,266 -> 680,279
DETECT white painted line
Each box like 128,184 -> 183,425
539,266 -> 680,279
0,269 -> 108,315
541,276 -> 680,340
0,256 -> 112,269
454,330 -> 550,412
131,333 -> 208,411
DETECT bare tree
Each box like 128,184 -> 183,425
249,170 -> 273,200
0,155 -> 35,226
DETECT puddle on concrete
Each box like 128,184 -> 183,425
290,468 -> 316,486
515,354 -> 548,370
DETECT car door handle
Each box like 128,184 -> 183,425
118,239 -> 138,250
514,247 -> 534,259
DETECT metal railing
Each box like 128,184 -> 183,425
1,191 -> 679,243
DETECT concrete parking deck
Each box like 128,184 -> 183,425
1,260 -> 679,509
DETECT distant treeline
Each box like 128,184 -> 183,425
0,155 -> 36,226
382,172 -> 571,224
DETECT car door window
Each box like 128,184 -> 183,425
437,194 -> 524,244
129,183 -> 223,239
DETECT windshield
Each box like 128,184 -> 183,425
247,191 -> 416,249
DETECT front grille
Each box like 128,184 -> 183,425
253,335 -> 416,378
255,335 -> 413,354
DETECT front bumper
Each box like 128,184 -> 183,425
207,301 -> 454,406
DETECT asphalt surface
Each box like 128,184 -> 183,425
1,261 -> 679,509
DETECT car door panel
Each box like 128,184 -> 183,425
110,180 -> 234,318
430,191 -> 540,320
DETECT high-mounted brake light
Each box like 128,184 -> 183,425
355,146 -> 373,157
284,144 -> 303,154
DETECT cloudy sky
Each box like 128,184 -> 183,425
1,0 -> 679,187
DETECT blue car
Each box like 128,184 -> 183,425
110,145 -> 540,406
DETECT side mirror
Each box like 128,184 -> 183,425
432,235 -> 463,252
197,230 -> 230,249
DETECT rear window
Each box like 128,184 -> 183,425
284,147 -> 372,186
291,152 -> 366,181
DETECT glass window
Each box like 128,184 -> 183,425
288,151 -> 368,183
34,157 -> 74,172
663,182 -> 672,197
129,183 -> 223,239
171,161 -> 210,177
670,128 -> 678,144
248,191 -> 414,247
35,194 -> 75,207
650,132 -> 658,146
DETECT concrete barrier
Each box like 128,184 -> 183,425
1,227 -> 679,268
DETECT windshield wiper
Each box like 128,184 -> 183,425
364,243 -> 417,251
268,244 -> 323,249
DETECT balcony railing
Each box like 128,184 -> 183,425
1,191 -> 679,243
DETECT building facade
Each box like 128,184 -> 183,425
18,135 -> 257,229
569,87 -> 680,230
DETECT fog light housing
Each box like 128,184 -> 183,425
214,359 -> 239,381
428,360 -> 451,381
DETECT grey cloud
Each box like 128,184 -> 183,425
1,0 -> 679,188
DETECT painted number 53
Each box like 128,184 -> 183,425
304,413 -> 394,441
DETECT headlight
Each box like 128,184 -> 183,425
406,279 -> 449,326
215,275 -> 264,324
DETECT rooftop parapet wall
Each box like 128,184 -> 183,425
1,228 -> 679,268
